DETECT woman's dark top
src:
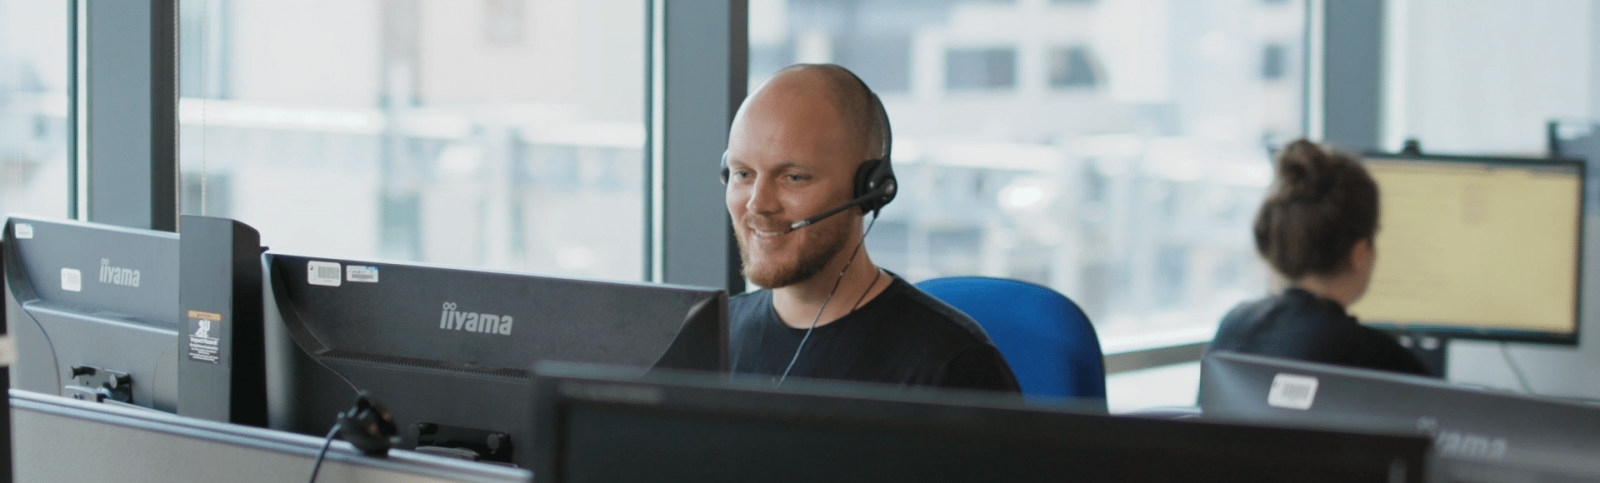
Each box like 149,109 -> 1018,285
1209,288 -> 1432,376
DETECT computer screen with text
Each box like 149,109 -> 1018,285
1349,154 -> 1583,343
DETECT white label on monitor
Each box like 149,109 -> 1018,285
61,268 -> 82,292
346,265 -> 379,283
1267,373 -> 1319,410
307,261 -> 342,287
0,335 -> 15,367
14,223 -> 33,239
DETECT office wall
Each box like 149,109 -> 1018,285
1384,0 -> 1594,154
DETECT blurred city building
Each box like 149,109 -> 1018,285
751,0 -> 1303,340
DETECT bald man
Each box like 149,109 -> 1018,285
722,64 -> 1020,393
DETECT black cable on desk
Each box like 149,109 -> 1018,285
308,423 -> 342,483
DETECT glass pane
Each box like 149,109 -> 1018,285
179,0 -> 646,281
749,0 -> 1306,342
0,1 -> 70,219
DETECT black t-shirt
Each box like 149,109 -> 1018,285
1209,288 -> 1433,377
729,274 -> 1022,393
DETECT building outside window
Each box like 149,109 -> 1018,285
0,0 -> 69,220
178,0 -> 646,281
1049,45 -> 1101,88
750,0 -> 1307,346
1261,43 -> 1286,80
946,47 -> 1018,91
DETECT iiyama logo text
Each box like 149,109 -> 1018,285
438,302 -> 513,335
99,258 -> 140,287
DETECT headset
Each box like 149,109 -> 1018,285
337,392 -> 399,456
309,392 -> 399,482
720,68 -> 897,230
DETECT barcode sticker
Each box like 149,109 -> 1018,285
346,265 -> 379,283
0,335 -> 15,366
307,261 -> 342,287
1268,373 -> 1319,410
61,268 -> 82,292
15,223 -> 33,239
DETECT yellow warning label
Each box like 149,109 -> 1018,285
187,310 -> 222,322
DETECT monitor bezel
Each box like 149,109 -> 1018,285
1355,152 -> 1585,346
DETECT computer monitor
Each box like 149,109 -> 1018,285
1349,152 -> 1584,345
176,215 -> 269,426
263,253 -> 726,469
1200,351 -> 1600,481
3,216 -> 181,411
531,362 -> 1431,482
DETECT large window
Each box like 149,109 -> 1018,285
750,0 -> 1306,344
0,1 -> 69,219
178,0 -> 646,281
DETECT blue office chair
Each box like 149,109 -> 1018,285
916,276 -> 1106,402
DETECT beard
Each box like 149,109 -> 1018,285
737,212 -> 855,289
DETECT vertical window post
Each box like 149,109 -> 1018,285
75,0 -> 179,231
1313,0 -> 1384,151
646,0 -> 748,293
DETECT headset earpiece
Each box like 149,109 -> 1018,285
719,151 -> 731,185
337,391 -> 399,457
853,159 -> 896,215
857,87 -> 895,215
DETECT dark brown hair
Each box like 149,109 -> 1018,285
1254,139 -> 1379,280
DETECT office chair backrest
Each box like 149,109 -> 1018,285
916,277 -> 1106,402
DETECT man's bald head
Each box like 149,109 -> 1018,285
724,64 -> 893,289
741,64 -> 890,161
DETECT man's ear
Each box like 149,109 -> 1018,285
1349,237 -> 1376,273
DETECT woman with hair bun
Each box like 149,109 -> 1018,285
1208,139 -> 1431,376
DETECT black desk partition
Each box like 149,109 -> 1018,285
533,363 -> 1431,483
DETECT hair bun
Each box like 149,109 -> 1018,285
1254,138 -> 1380,280
1274,139 -> 1332,202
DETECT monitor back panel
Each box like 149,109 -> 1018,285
1200,351 -> 1600,481
263,253 -> 726,468
3,217 -> 180,411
